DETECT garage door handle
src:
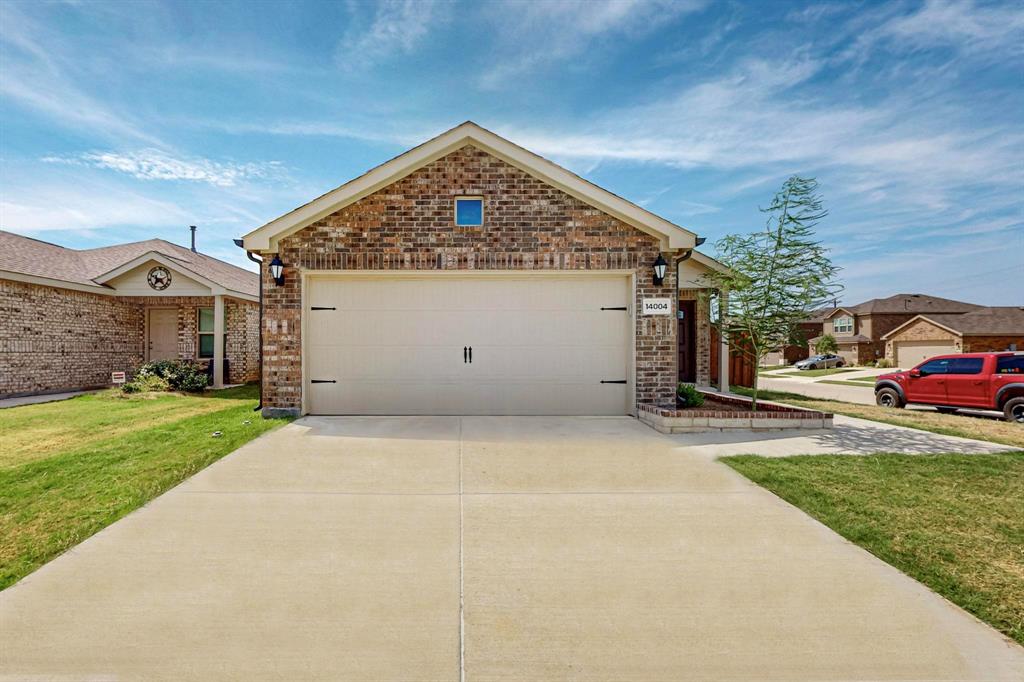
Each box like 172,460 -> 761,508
601,306 -> 628,311
311,379 -> 336,384
469,346 -> 472,363
601,380 -> 627,384
464,346 -> 468,363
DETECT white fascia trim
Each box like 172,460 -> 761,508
882,314 -> 964,340
92,251 -> 257,301
242,121 -> 697,253
0,269 -> 114,295
688,250 -> 731,275
824,307 -> 856,320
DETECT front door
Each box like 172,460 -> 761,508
678,300 -> 696,383
148,308 -> 177,361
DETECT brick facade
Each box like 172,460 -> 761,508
260,145 -> 680,414
0,279 -> 259,397
963,336 -> 1023,353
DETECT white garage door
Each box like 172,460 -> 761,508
895,341 -> 955,369
306,275 -> 632,415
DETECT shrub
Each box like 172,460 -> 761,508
815,334 -> 839,354
877,358 -> 893,368
132,360 -> 209,393
121,374 -> 170,394
677,383 -> 706,408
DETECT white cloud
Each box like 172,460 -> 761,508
478,0 -> 707,88
0,3 -> 164,145
337,0 -> 447,70
874,0 -> 1024,55
0,186 -> 189,232
42,150 -> 285,187
493,52 -> 1023,221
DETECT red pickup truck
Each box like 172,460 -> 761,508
875,352 -> 1024,423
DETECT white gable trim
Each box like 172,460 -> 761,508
824,307 -> 857,320
242,121 -> 698,253
882,314 -> 964,340
94,252 -> 258,302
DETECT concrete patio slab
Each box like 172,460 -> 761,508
2,415 -> 1021,681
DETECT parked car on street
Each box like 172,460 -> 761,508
874,352 -> 1024,422
795,354 -> 845,370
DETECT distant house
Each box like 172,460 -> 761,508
808,293 -> 1022,367
883,306 -> 1024,368
0,231 -> 259,398
760,306 -> 833,366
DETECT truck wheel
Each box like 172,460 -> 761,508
1004,397 -> 1024,424
876,388 -> 904,408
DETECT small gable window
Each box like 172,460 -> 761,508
834,316 -> 853,334
455,197 -> 483,226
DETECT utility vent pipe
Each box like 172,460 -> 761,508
190,225 -> 197,252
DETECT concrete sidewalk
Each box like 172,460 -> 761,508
672,412 -> 1014,457
0,390 -> 93,409
2,416 -> 1021,680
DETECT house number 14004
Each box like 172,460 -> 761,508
642,298 -> 672,315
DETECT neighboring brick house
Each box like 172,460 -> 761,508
241,121 -> 729,418
810,294 -> 982,366
760,306 -> 832,367
0,232 -> 259,397
882,307 -> 1024,368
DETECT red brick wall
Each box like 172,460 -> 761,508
261,144 -> 677,413
964,336 -> 1024,353
0,280 -> 259,396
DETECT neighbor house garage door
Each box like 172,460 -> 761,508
306,275 -> 632,415
895,341 -> 955,369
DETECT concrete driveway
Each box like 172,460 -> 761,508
2,417 -> 1022,680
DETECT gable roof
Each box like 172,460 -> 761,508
0,231 -> 258,299
241,121 -> 699,253
883,307 -> 1024,339
834,293 -> 982,316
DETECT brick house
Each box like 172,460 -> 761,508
809,294 -> 982,366
0,232 -> 259,397
760,306 -> 832,367
241,122 -> 729,418
882,307 -> 1024,368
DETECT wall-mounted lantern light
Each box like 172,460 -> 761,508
652,254 -> 668,286
269,255 -> 285,286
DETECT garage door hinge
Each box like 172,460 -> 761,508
600,380 -> 627,384
311,379 -> 336,384
310,306 -> 336,311
601,306 -> 628,311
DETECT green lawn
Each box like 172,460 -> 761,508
735,387 -> 1024,449
723,452 -> 1024,645
0,385 -> 291,590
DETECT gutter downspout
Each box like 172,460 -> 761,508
234,239 -> 263,412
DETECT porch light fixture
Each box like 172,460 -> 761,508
652,254 -> 668,286
269,255 -> 285,286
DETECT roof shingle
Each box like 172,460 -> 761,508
0,232 -> 257,297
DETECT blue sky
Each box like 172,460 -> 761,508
1,0 -> 1021,305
